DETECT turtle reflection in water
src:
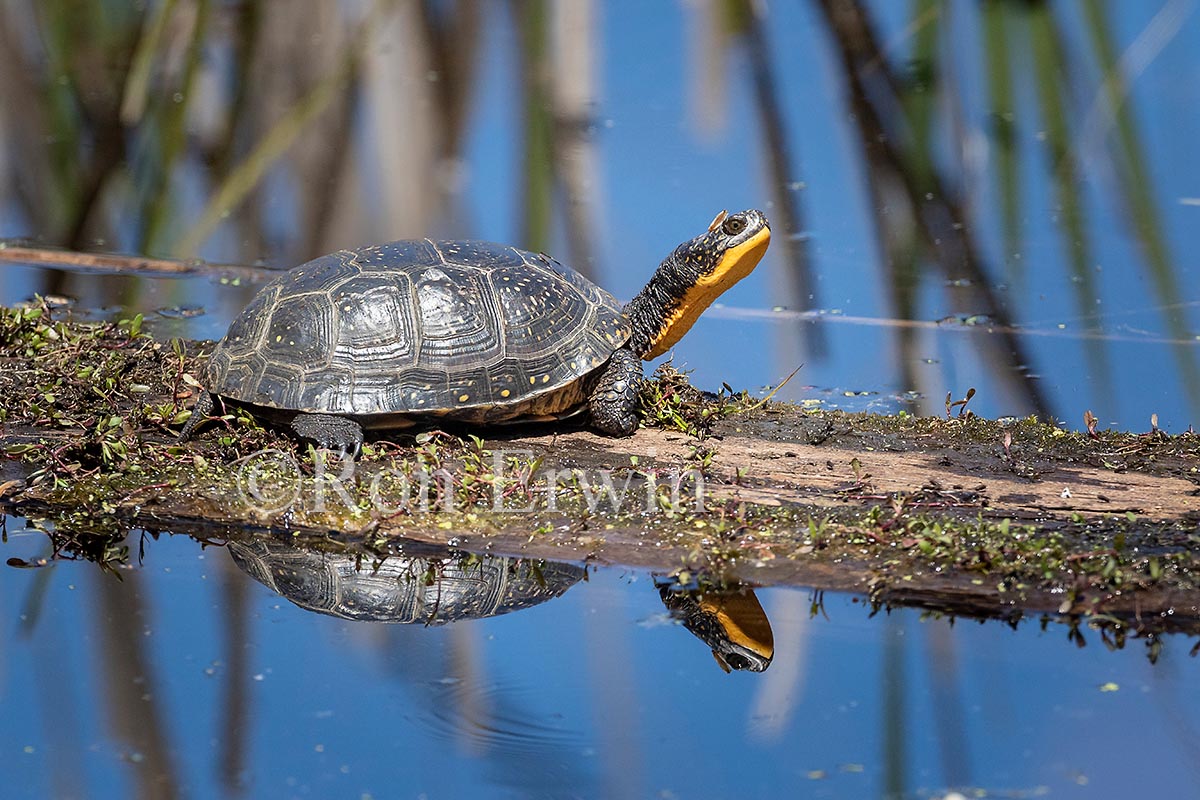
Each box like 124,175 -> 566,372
227,538 -> 584,624
659,583 -> 775,672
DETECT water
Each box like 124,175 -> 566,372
2,521 -> 1197,799
1,2 -> 1196,430
2,3 -> 1199,797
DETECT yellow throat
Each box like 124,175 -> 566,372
644,224 -> 771,360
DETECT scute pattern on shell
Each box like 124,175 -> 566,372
227,540 -> 585,624
207,240 -> 631,421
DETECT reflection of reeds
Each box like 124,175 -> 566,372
550,1 -> 601,275
1,3 -> 1193,417
131,0 -> 211,255
925,621 -> 971,789
14,544 -> 89,799
0,1 -> 136,255
815,0 -> 1053,418
741,1 -> 827,358
882,616 -> 907,799
688,0 -> 825,359
1077,0 -> 1200,409
175,3 -> 385,257
509,0 -> 601,275
218,556 -> 251,793
814,0 -> 1197,419
510,0 -> 554,255
1028,3 -> 1112,398
95,567 -> 181,800
981,0 -> 1020,281
31,625 -> 89,799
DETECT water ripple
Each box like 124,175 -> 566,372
418,677 -> 586,759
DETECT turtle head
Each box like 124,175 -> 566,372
626,209 -> 771,360
659,585 -> 775,673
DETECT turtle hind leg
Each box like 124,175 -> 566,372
588,348 -> 644,436
177,391 -> 214,443
290,413 -> 364,459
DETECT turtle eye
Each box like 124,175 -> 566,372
723,652 -> 753,670
721,215 -> 747,237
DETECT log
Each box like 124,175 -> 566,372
1,306 -> 1198,636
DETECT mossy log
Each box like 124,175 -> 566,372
1,306 -> 1199,634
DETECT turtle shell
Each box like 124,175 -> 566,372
207,240 -> 631,426
227,539 -> 585,624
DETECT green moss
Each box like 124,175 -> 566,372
4,309 -> 1199,630
638,363 -> 723,437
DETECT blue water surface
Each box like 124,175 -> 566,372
1,3 -> 1199,798
2,522 -> 1197,799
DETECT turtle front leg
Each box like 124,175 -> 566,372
290,413 -> 364,459
588,348 -> 644,436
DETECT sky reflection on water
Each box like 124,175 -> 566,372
1,2 -> 1199,798
3,524 -> 1199,799
0,1 -> 1197,430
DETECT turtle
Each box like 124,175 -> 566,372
658,583 -> 774,672
227,537 -> 585,624
179,208 -> 770,453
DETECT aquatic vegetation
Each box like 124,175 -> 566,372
1,308 -> 1198,636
